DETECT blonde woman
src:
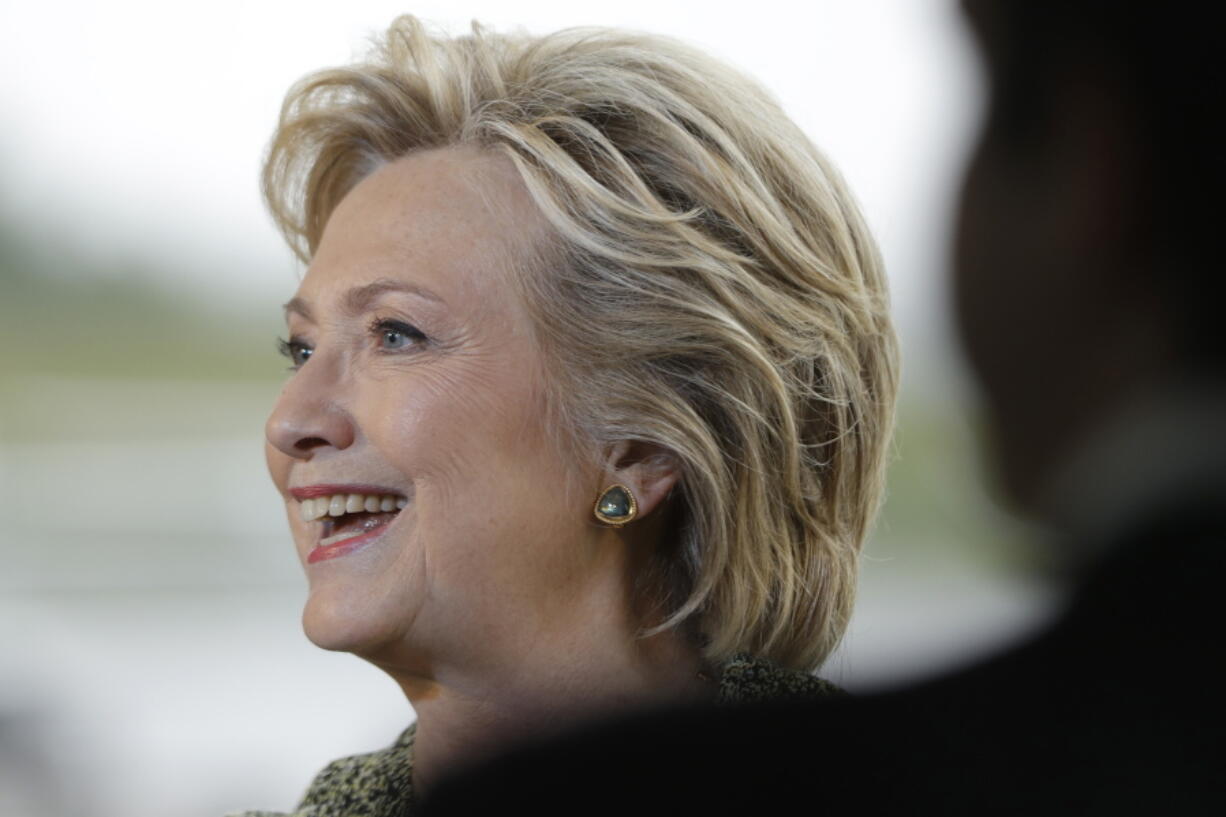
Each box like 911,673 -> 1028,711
242,15 -> 896,816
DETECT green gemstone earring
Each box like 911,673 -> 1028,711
593,484 -> 637,527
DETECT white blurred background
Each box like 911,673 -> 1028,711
0,2 -> 1057,815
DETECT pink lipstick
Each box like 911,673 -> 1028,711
307,519 -> 395,563
290,484 -> 404,500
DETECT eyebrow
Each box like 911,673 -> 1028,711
282,278 -> 445,321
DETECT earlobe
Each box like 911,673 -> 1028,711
593,484 -> 638,527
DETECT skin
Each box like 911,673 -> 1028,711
265,146 -> 712,790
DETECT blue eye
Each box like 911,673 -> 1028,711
372,319 -> 427,351
276,337 -> 313,369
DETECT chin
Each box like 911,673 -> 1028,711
301,588 -> 405,655
977,412 -> 1045,522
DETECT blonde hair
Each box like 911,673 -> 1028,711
263,16 -> 898,671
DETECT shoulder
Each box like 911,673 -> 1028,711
299,723 -> 416,816
715,653 -> 845,705
229,724 -> 416,817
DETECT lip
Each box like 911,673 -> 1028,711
289,483 -> 407,500
307,517 -> 396,564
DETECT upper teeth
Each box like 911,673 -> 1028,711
299,493 -> 407,522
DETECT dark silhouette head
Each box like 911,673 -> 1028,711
955,0 -> 1221,515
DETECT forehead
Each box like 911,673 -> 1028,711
298,146 -> 548,310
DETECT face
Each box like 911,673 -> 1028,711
265,147 -> 612,676
953,9 -> 1082,509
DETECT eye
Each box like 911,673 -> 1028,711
370,318 -> 428,352
276,336 -> 313,370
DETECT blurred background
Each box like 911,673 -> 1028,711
0,1 -> 1056,815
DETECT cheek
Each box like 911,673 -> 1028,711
368,369 -> 588,574
367,352 -> 552,482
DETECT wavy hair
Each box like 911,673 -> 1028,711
263,16 -> 898,671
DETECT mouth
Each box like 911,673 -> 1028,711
295,490 -> 408,564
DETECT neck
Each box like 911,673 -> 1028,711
1036,376 -> 1226,565
372,617 -> 713,794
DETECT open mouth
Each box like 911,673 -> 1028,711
299,492 -> 408,552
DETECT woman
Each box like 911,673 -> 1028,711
243,15 -> 897,816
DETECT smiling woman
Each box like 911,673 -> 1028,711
240,14 -> 897,817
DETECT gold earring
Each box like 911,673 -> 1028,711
593,484 -> 637,527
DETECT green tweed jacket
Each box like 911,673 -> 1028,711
232,654 -> 841,817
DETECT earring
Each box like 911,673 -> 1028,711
593,484 -> 637,527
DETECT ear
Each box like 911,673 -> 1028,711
600,440 -> 681,520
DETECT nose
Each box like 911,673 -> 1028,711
265,359 -> 356,458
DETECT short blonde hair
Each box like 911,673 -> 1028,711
263,16 -> 898,671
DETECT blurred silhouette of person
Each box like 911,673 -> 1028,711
419,1 -> 1223,814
